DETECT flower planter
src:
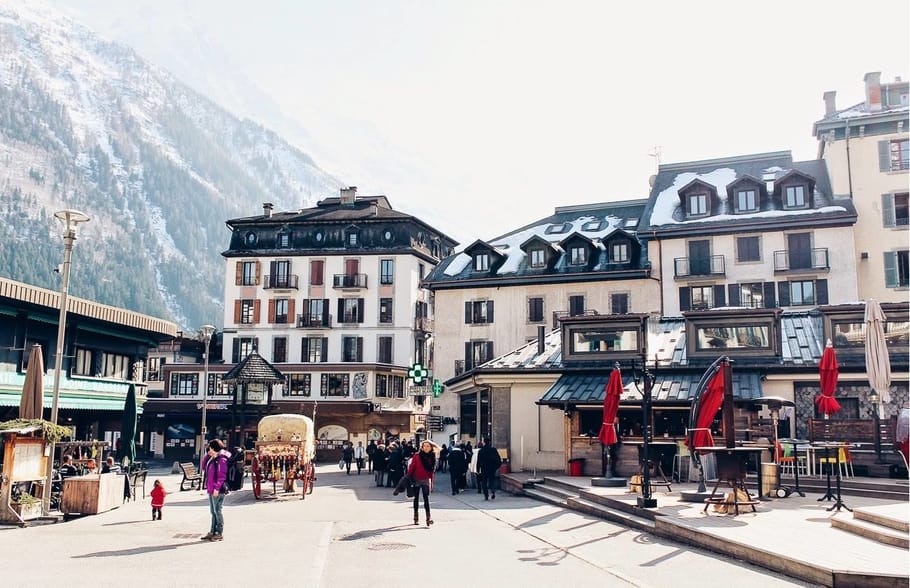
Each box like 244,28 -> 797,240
12,501 -> 43,520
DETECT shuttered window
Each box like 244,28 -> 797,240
527,297 -> 544,322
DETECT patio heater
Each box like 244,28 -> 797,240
869,390 -> 884,464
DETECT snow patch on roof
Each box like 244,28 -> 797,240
650,168 -> 737,225
443,253 -> 472,276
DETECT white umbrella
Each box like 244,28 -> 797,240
864,299 -> 892,414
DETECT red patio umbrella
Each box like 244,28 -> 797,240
816,340 -> 841,418
598,367 -> 622,446
688,367 -> 725,454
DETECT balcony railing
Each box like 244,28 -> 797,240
297,313 -> 333,328
674,255 -> 725,278
263,274 -> 299,289
773,248 -> 829,272
332,273 -> 368,289
414,316 -> 434,332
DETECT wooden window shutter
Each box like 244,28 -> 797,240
254,261 -> 261,285
882,193 -> 896,227
727,284 -> 741,307
321,337 -> 329,362
357,298 -> 365,323
713,285 -> 726,308
233,300 -> 241,323
816,279 -> 829,305
356,337 -> 363,362
322,299 -> 330,325
763,282 -> 777,308
879,140 -> 891,171
777,282 -> 790,307
288,299 -> 296,322
268,299 -> 276,323
487,300 -> 494,323
485,341 -> 494,363
235,262 -> 243,285
678,287 -> 691,312
253,300 -> 261,323
464,342 -> 473,370
301,338 -> 309,362
232,338 -> 240,363
253,337 -> 259,353
464,301 -> 473,324
337,299 -> 345,322
884,252 -> 899,287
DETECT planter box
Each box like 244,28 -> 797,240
12,501 -> 43,520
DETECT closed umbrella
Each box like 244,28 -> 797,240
865,299 -> 892,410
119,384 -> 137,468
687,367 -> 725,454
19,344 -> 45,420
598,367 -> 622,446
816,340 -> 841,418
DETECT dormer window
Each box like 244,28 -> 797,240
785,185 -> 807,209
569,246 -> 587,266
611,241 -> 629,263
529,249 -> 546,268
277,231 -> 290,248
688,193 -> 708,217
736,189 -> 757,213
346,231 -> 359,246
474,253 -> 490,271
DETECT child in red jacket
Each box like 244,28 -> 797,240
150,479 -> 167,521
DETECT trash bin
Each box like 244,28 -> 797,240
499,461 -> 510,475
760,462 -> 778,497
568,458 -> 585,476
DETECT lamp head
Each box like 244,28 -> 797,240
200,324 -> 216,342
869,390 -> 880,405
54,209 -> 91,232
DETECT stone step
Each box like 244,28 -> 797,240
567,496 -> 656,532
577,489 -> 662,521
523,487 -> 569,508
526,482 -> 578,502
854,507 -> 910,533
540,476 -> 587,494
831,516 -> 910,549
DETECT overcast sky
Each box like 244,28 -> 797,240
51,0 -> 909,244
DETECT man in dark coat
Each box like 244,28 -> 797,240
385,443 -> 404,488
447,445 -> 468,495
477,437 -> 503,500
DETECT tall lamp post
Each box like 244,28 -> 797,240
43,209 -> 90,514
199,325 -> 216,467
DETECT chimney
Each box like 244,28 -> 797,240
864,71 -> 882,112
823,90 -> 837,116
340,186 -> 357,205
262,202 -> 273,218
537,326 -> 546,355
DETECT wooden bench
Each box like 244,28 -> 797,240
179,462 -> 202,491
809,417 -> 896,446
128,470 -> 148,501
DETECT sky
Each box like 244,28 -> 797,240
50,0 -> 910,245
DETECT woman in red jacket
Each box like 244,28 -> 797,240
406,440 -> 436,526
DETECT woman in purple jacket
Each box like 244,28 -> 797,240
200,439 -> 231,541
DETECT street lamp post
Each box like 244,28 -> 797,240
43,209 -> 90,515
199,325 -> 216,467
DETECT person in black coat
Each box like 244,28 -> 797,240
438,444 -> 449,472
447,445 -> 468,495
385,443 -> 404,488
373,444 -> 388,487
342,442 -> 355,475
477,437 -> 503,500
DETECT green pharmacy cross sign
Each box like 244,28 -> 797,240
408,363 -> 429,385
432,379 -> 443,398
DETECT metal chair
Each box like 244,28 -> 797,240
672,440 -> 691,482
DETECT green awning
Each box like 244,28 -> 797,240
0,391 -> 141,412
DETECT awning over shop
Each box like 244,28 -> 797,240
538,371 -> 764,406
0,391 -> 138,412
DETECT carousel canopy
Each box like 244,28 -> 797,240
222,351 -> 284,384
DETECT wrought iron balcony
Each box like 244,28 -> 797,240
332,273 -> 368,289
674,255 -> 725,278
773,248 -> 829,272
263,274 -> 299,289
296,313 -> 333,328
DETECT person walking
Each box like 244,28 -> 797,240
438,443 -> 449,472
342,442 -> 355,475
354,441 -> 367,475
477,437 -> 503,500
468,443 -> 481,493
150,479 -> 167,520
366,440 -> 377,473
405,440 -> 436,526
447,444 -> 467,495
201,439 -> 231,542
386,443 -> 404,488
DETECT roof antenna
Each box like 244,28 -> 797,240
648,145 -> 662,173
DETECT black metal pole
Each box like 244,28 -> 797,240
873,404 -> 884,464
638,361 -> 657,508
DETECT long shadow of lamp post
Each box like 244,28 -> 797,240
43,209 -> 90,515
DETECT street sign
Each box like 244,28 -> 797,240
408,363 -> 429,385
432,378 -> 443,397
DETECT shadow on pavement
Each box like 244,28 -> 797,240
73,541 -> 203,558
335,524 -> 417,541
